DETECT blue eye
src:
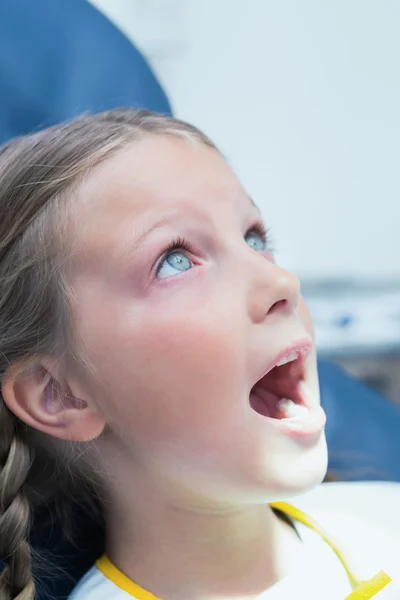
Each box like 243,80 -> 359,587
245,230 -> 266,251
157,250 -> 193,279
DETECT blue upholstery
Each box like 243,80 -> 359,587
319,359 -> 400,482
30,503 -> 104,600
0,0 -> 171,144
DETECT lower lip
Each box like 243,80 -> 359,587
249,395 -> 326,440
268,403 -> 326,439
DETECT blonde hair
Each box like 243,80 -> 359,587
0,108 -> 215,600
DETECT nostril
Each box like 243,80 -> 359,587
268,299 -> 287,315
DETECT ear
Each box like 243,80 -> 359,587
1,357 -> 105,442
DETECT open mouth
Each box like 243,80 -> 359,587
249,347 -> 310,420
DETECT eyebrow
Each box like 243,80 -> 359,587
117,213 -> 174,261
117,195 -> 259,262
248,196 -> 260,211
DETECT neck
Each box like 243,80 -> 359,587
104,470 -> 301,600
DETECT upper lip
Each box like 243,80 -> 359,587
254,338 -> 313,385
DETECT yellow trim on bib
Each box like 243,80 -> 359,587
96,554 -> 159,600
344,572 -> 393,599
271,502 -> 392,599
96,502 -> 392,599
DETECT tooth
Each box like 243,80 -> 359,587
277,397 -> 289,407
277,398 -> 308,419
277,398 -> 295,412
276,351 -> 298,367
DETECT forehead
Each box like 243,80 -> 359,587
80,136 -> 243,212
70,136 -> 251,263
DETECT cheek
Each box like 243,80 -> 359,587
76,285 -> 246,447
298,297 -> 315,340
297,297 -> 320,391
130,316 -> 240,435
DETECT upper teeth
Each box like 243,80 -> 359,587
276,351 -> 299,367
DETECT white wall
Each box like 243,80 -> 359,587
90,1 -> 400,280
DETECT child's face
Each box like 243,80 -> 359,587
70,136 -> 327,504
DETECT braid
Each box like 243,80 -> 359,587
0,400 -> 35,600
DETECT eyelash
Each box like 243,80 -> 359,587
247,222 -> 270,246
155,237 -> 194,276
155,222 -> 272,276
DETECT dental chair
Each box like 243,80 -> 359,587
319,359 -> 400,482
0,0 -> 171,145
1,1 -> 400,598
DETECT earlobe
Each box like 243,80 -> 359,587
1,358 -> 105,442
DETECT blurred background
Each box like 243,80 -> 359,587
89,0 -> 400,399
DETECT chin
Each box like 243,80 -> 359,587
267,433 -> 329,501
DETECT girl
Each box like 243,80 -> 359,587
0,109 -> 397,600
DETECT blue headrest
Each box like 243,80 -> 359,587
0,0 -> 172,144
319,359 -> 400,481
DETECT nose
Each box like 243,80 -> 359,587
247,253 -> 301,324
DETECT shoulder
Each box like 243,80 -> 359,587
292,482 -> 400,584
68,565 -> 132,600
